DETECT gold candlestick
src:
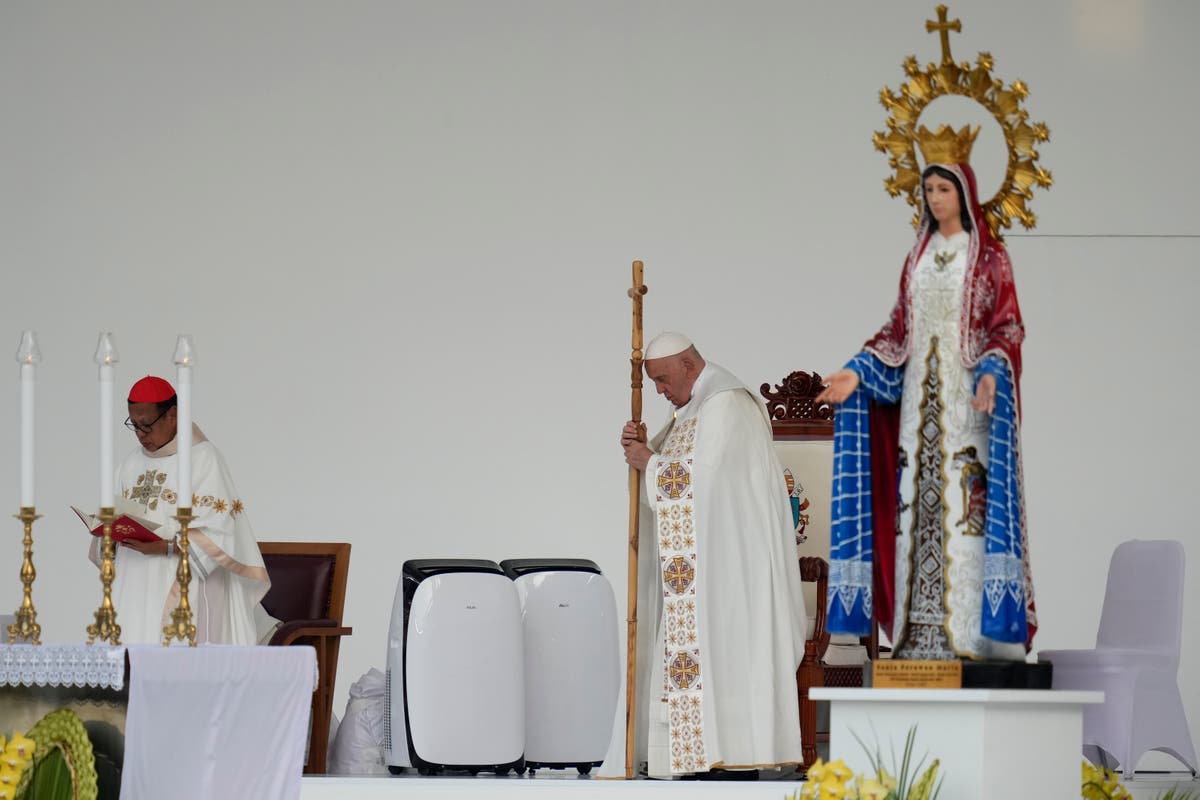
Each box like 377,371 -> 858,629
86,506 -> 121,645
8,507 -> 42,644
163,506 -> 196,646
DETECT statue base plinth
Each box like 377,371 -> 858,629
864,658 -> 1052,689
963,659 -> 1053,689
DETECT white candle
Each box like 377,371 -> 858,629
20,365 -> 34,508
15,331 -> 40,508
95,333 -> 119,508
173,335 -> 196,508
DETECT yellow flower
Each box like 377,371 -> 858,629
818,776 -> 852,799
0,730 -> 33,796
1104,779 -> 1131,800
825,759 -> 854,782
856,776 -> 890,800
5,733 -> 33,761
1082,758 -> 1133,800
878,767 -> 897,792
802,758 -> 869,799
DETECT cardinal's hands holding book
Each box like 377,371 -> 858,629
123,538 -> 171,556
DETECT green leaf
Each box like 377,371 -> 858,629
21,708 -> 98,800
23,748 -> 73,800
904,758 -> 939,800
896,726 -> 917,797
1154,790 -> 1200,800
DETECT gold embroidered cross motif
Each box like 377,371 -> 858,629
657,461 -> 691,500
663,555 -> 696,595
129,470 -> 167,510
668,651 -> 701,690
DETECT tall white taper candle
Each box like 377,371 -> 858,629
174,336 -> 195,507
16,331 -> 40,508
95,333 -> 119,508
20,365 -> 34,507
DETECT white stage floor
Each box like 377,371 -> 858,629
299,772 -> 804,799
298,771 -> 1200,800
1127,774 -> 1200,800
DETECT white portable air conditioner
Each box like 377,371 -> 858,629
385,559 -> 525,775
500,558 -> 620,775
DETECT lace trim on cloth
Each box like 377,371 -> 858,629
0,644 -> 126,689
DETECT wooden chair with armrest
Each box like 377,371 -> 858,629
258,541 -> 353,775
761,370 -> 882,771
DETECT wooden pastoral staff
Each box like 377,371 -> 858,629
623,261 -> 647,780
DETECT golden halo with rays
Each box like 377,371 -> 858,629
872,5 -> 1052,241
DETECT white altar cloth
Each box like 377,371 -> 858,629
812,688 -> 1104,800
122,644 -> 316,800
0,643 -> 125,689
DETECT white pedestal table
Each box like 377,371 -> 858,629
810,687 -> 1103,800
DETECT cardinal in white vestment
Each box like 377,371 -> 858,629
88,375 -> 278,644
606,332 -> 805,778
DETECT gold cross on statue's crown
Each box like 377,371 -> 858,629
915,124 -> 979,166
926,5 -> 961,65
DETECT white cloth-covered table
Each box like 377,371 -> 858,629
121,644 -> 315,800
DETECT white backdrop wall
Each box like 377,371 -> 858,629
2,0 -> 1198,764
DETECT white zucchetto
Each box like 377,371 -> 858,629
645,331 -> 693,360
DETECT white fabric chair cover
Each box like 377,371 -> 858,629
1039,539 -> 1197,778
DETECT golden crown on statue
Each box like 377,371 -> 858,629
915,124 -> 979,166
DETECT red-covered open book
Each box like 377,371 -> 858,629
72,504 -> 164,544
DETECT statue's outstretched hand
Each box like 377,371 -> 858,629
971,373 -> 996,414
816,369 -> 860,405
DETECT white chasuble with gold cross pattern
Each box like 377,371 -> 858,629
88,425 -> 275,645
598,362 -> 806,778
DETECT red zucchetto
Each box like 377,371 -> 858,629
127,375 -> 176,404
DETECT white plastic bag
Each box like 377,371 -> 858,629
328,668 -> 389,774
326,712 -> 340,767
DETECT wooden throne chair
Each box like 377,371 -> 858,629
258,541 -> 353,774
761,370 -> 881,771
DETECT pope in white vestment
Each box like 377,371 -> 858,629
89,376 -> 276,645
604,333 -> 806,778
